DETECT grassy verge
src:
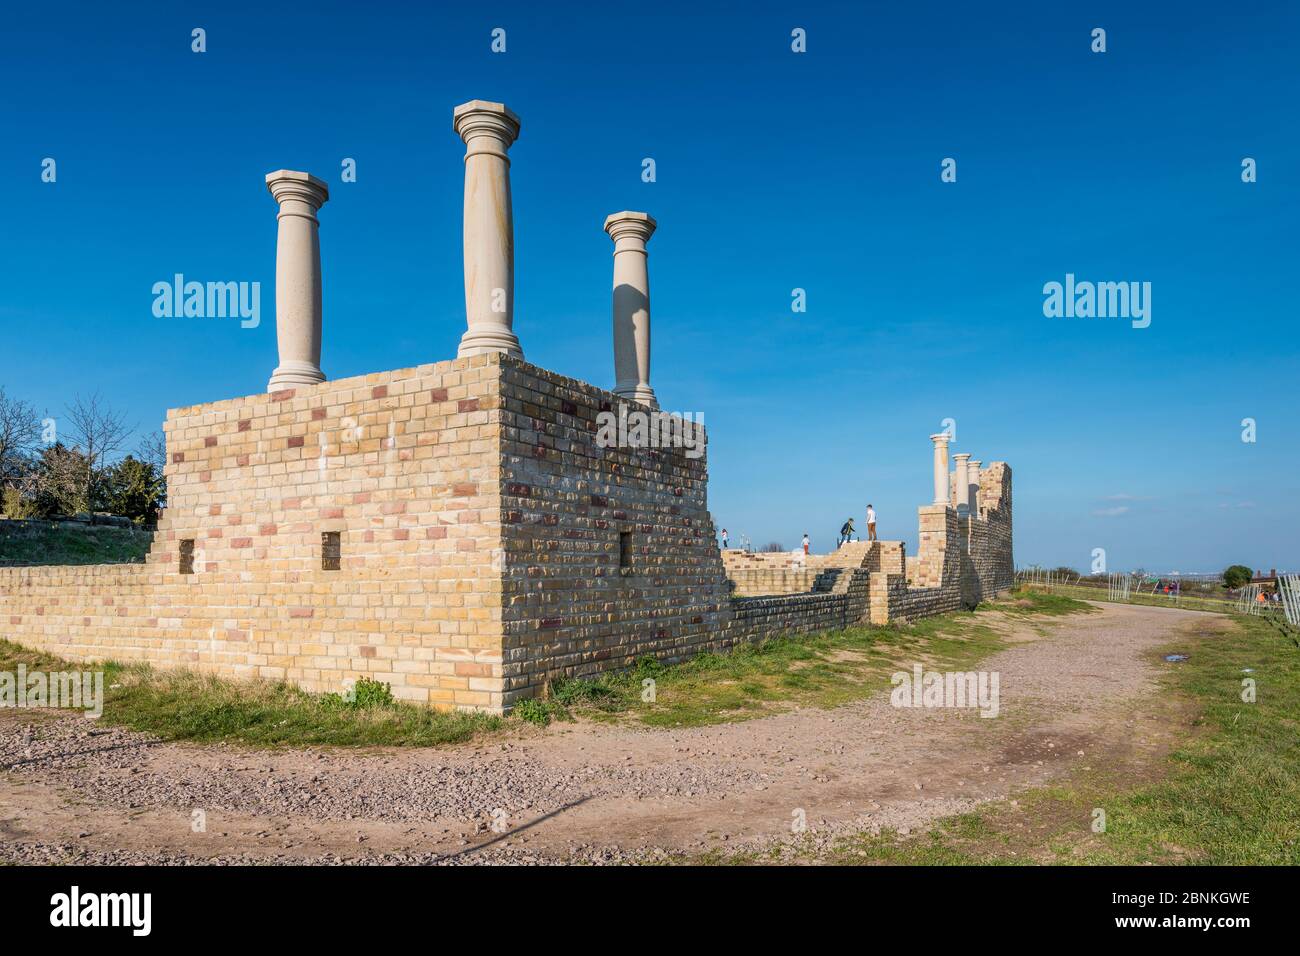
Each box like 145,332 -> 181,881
530,588 -> 1092,728
0,639 -> 501,747
823,610 -> 1300,865
0,522 -> 153,566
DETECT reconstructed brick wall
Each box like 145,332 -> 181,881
491,358 -> 905,705
495,359 -> 732,705
967,463 -> 1014,598
867,466 -> 1014,624
0,352 -> 1014,714
0,354 -> 508,710
726,570 -> 822,597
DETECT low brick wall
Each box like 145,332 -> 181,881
726,569 -> 822,597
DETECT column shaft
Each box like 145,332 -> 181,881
454,100 -> 522,359
266,170 -> 329,391
930,434 -> 950,506
967,460 -> 983,515
953,453 -> 971,513
604,211 -> 657,407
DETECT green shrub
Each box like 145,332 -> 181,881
1223,564 -> 1254,589
633,655 -> 664,678
512,697 -> 556,725
1,487 -> 38,519
322,676 -> 394,709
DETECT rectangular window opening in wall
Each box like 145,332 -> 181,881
179,538 -> 195,575
619,531 -> 632,572
322,531 -> 341,571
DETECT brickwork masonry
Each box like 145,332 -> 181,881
0,353 -> 1013,713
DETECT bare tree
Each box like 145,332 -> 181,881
64,392 -> 134,518
34,443 -> 88,516
0,386 -> 42,482
136,429 -> 168,474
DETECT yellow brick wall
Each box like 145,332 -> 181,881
0,354 -> 507,711
0,352 -> 1015,715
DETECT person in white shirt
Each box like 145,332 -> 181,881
802,533 -> 810,555
720,528 -> 729,550
866,504 -> 877,541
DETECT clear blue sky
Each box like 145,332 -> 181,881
3,1 -> 1296,574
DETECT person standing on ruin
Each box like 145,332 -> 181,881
720,528 -> 729,550
866,504 -> 877,541
802,532 -> 810,555
839,518 -> 855,546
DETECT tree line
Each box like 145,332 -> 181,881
0,386 -> 166,524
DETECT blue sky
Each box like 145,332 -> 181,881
2,1 -> 1296,574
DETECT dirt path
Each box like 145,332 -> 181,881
0,602 -> 1228,865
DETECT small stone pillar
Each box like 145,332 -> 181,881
953,453 -> 971,513
604,211 -> 658,408
930,433 -> 951,507
266,170 -> 329,391
967,460 -> 983,515
454,100 -> 523,359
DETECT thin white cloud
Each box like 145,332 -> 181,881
1092,506 -> 1130,517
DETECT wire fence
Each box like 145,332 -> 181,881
1014,567 -> 1295,621
1014,567 -> 1080,588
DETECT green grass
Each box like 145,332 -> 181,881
540,588 -> 1092,728
0,638 -> 501,747
823,610 -> 1300,865
0,521 -> 153,566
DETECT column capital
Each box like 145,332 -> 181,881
604,211 -> 657,244
952,452 -> 971,462
929,432 -> 951,446
968,459 -> 982,469
453,100 -> 521,158
265,170 -> 329,213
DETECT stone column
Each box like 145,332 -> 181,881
454,100 -> 523,359
953,453 -> 971,513
930,433 -> 950,507
604,211 -> 658,408
967,460 -> 983,514
266,170 -> 329,391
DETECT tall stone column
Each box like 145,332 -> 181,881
454,100 -> 523,359
953,453 -> 971,513
967,460 -> 983,514
603,211 -> 658,408
266,170 -> 329,391
930,433 -> 950,507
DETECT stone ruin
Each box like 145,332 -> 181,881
0,100 -> 1013,714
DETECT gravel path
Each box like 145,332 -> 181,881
0,601 -> 1225,865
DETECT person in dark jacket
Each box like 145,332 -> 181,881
838,518 -> 855,546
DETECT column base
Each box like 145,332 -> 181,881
267,361 -> 325,392
458,326 -> 523,360
613,383 -> 658,409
